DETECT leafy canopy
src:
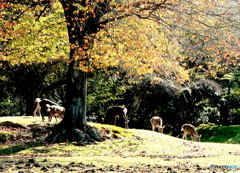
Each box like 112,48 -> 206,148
1,1 -> 69,64
1,0 -> 239,83
88,16 -> 190,83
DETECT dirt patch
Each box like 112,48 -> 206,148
0,121 -> 52,144
0,121 -> 27,129
0,158 -> 224,172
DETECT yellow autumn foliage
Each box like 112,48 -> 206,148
1,1 -> 69,64
2,0 -> 239,83
87,16 -> 190,83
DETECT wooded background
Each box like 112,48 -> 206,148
1,0 -> 239,137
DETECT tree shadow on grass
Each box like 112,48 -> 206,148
0,121 -> 53,156
0,140 -> 47,155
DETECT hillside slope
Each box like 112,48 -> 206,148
0,116 -> 239,172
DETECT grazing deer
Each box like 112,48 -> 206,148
181,124 -> 201,142
150,116 -> 165,133
104,105 -> 129,129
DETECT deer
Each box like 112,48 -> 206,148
150,116 -> 165,133
103,105 -> 129,129
181,123 -> 201,142
33,98 -> 60,122
46,104 -> 65,122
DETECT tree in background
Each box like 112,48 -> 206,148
123,78 -> 180,129
1,0 -> 239,143
218,67 -> 240,125
0,1 -> 69,116
87,68 -> 129,122
0,60 -> 68,116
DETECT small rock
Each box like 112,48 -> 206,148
28,158 -> 35,163
53,163 -> 62,168
33,163 -> 41,167
25,163 -> 31,167
69,162 -> 75,165
0,163 -> 4,169
41,166 -> 49,171
16,166 -> 23,169
64,165 -> 70,169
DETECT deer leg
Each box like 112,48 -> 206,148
48,115 -> 52,122
182,133 -> 186,140
37,108 -> 45,122
40,111 -> 45,122
152,125 -> 155,131
55,116 -> 58,122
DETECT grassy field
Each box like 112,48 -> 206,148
197,123 -> 240,144
0,116 -> 240,172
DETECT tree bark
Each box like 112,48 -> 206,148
45,59 -> 103,144
45,0 -> 104,144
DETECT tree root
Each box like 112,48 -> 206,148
45,123 -> 104,145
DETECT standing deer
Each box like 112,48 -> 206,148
181,124 -> 201,142
46,104 -> 65,122
33,98 -> 60,122
150,116 -> 165,133
103,105 -> 128,128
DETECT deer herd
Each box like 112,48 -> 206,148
33,98 -> 65,122
33,98 -> 201,142
150,116 -> 201,142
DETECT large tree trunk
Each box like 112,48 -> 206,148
45,59 -> 103,144
45,0 -> 103,144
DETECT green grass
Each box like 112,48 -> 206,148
197,123 -> 240,144
0,116 -> 240,170
0,116 -> 57,125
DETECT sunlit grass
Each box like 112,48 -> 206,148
0,116 -> 58,125
197,123 -> 240,144
0,116 -> 240,170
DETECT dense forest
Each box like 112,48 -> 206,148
0,0 -> 239,138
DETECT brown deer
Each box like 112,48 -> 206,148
181,124 -> 201,142
46,104 -> 65,122
150,116 -> 165,133
33,98 -> 60,122
103,105 -> 128,128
